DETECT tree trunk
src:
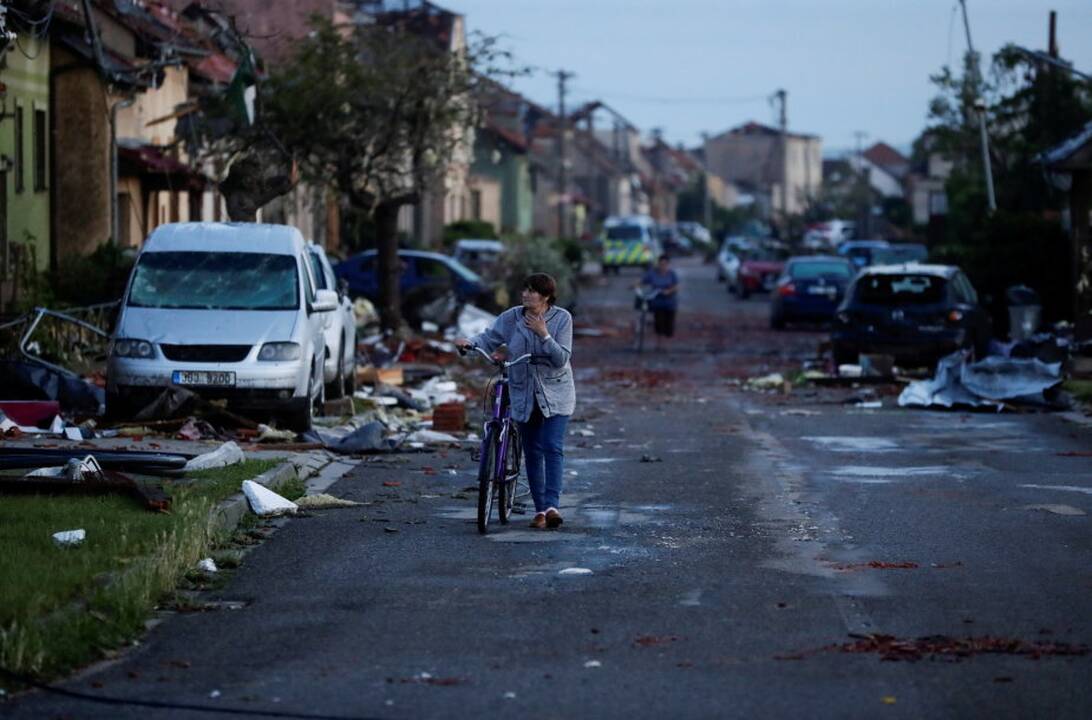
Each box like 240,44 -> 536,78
374,200 -> 404,331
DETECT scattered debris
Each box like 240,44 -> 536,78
640,454 -> 663,463
634,635 -> 679,647
0,447 -> 188,476
899,352 -> 1064,410
831,561 -> 919,571
184,441 -> 245,472
559,567 -> 593,576
746,373 -> 785,390
242,480 -> 298,517
52,529 -> 86,548
295,494 -> 364,510
197,558 -> 218,574
778,633 -> 1089,662
583,660 -> 602,668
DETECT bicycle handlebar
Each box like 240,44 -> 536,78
461,344 -> 533,369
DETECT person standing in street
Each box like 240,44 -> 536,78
638,255 -> 680,351
454,273 -> 575,530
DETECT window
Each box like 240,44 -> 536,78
470,189 -> 482,220
14,105 -> 24,193
417,258 -> 451,281
308,252 -> 329,290
33,108 -> 47,192
128,252 -> 299,310
855,274 -> 946,305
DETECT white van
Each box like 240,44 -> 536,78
106,223 -> 337,431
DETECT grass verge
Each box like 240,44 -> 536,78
1064,379 -> 1092,405
0,458 -> 282,687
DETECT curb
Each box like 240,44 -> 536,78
207,452 -> 356,537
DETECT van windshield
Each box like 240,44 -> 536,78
128,252 -> 299,310
606,225 -> 645,241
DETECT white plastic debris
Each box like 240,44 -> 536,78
52,529 -> 86,547
242,480 -> 298,516
573,428 -> 595,437
503,692 -> 517,699
583,660 -> 602,668
209,690 -> 221,699
64,427 -> 83,441
559,567 -> 593,576
184,441 -> 245,472
855,401 -> 883,409
49,415 -> 65,434
746,373 -> 785,389
256,424 -> 297,443
837,364 -> 863,378
29,455 -> 105,481
456,304 -> 497,338
406,429 -> 461,444
197,558 -> 218,573
421,321 -> 440,333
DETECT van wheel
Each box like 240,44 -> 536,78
284,373 -> 319,433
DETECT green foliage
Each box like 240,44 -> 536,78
443,220 -> 497,249
51,243 -> 135,308
932,210 -> 1073,324
499,236 -> 576,309
921,43 -> 1091,320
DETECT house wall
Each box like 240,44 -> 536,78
117,66 -> 189,149
1,33 -> 51,275
706,131 -> 820,216
466,174 -> 501,231
51,47 -> 110,266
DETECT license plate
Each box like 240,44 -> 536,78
172,370 -> 236,387
808,286 -> 836,295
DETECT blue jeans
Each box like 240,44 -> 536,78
518,406 -> 570,513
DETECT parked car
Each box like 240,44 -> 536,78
677,221 -> 714,254
107,222 -> 337,431
657,225 -> 693,257
452,238 -> 506,275
837,240 -> 891,270
831,264 -> 992,368
872,242 -> 929,266
803,219 -> 856,250
769,256 -> 855,329
306,243 -> 357,398
735,243 -> 790,299
335,249 -> 496,313
599,215 -> 662,273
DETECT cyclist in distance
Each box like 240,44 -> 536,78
638,254 -> 680,351
454,273 -> 575,530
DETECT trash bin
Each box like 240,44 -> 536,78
1006,285 -> 1041,342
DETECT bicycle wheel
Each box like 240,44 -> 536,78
477,426 -> 498,534
498,424 -> 521,524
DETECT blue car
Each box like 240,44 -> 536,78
335,249 -> 494,309
837,240 -> 890,269
770,256 -> 855,329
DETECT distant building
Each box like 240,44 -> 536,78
704,121 -> 821,218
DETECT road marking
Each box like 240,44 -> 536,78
829,466 -> 952,478
1020,483 -> 1092,496
803,437 -> 899,452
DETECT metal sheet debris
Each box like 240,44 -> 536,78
899,352 -> 1063,410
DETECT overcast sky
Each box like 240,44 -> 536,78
449,0 -> 1092,156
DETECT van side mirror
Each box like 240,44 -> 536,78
312,289 -> 339,313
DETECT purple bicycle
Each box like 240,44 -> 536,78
461,345 -> 533,534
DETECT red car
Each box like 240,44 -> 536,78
734,245 -> 790,299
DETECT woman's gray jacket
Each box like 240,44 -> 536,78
469,305 -> 575,422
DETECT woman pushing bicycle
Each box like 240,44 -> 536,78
454,273 -> 575,530
636,254 -> 680,351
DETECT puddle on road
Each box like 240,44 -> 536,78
678,589 -> 702,607
1020,483 -> 1092,496
803,437 -> 900,453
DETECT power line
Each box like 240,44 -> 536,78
570,86 -> 768,106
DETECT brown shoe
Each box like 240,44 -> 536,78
545,508 -> 563,529
529,512 -> 547,529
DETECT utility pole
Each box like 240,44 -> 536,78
771,88 -> 788,225
701,132 -> 713,233
853,130 -> 870,237
958,0 -> 997,213
554,69 -> 574,238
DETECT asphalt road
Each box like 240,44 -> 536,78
7,257 -> 1092,719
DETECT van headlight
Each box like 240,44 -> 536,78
112,339 -> 154,358
258,342 -> 301,361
